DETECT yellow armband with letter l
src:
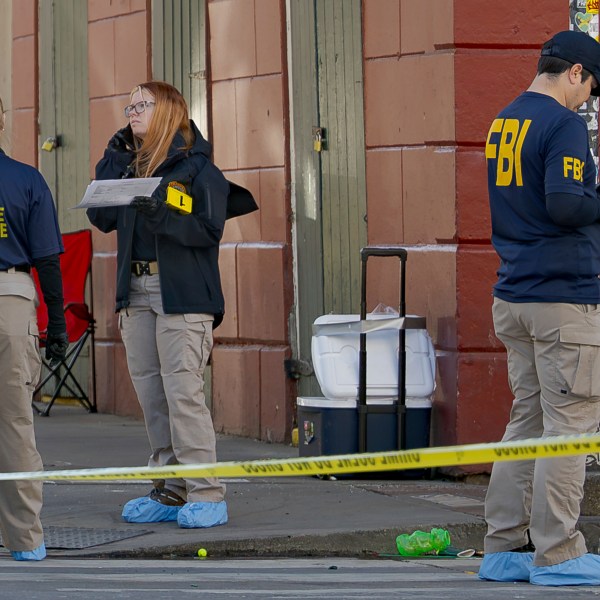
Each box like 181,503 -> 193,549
166,182 -> 193,214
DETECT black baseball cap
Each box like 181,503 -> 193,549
541,30 -> 600,96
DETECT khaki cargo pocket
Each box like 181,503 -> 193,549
178,314 -> 214,371
24,318 -> 42,390
558,327 -> 600,400
164,313 -> 213,333
183,313 -> 213,324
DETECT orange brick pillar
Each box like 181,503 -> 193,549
449,1 -> 567,472
363,0 -> 567,474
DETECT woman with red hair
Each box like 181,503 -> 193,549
87,81 -> 227,529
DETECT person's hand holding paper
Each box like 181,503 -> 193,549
75,178 -> 162,208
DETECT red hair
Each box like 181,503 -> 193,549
131,81 -> 194,177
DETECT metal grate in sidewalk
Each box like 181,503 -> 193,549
0,526 -> 152,549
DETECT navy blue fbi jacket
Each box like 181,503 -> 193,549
0,149 -> 63,267
486,91 -> 600,303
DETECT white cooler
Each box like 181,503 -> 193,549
311,313 -> 436,401
298,314 -> 435,468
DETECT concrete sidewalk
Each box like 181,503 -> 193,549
1,405 -> 598,560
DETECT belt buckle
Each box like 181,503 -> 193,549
133,262 -> 151,276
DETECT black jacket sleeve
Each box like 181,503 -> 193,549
87,129 -> 135,233
33,254 -> 66,336
86,205 -> 119,233
546,192 -> 600,228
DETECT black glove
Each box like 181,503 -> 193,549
107,128 -> 135,153
130,195 -> 161,216
45,332 -> 69,367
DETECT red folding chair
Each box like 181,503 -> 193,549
32,229 -> 97,416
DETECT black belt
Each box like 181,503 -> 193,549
131,261 -> 158,276
0,264 -> 30,273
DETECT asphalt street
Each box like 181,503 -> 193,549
0,557 -> 598,600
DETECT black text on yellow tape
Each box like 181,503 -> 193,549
1,433 -> 600,482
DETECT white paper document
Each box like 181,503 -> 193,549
75,178 -> 162,208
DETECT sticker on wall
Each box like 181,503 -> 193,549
571,0 -> 600,174
303,420 -> 314,445
574,11 -> 593,31
572,0 -> 600,37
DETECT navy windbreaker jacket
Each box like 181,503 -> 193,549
87,121 -> 228,327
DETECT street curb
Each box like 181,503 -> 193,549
55,519 -> 600,560
55,522 -> 488,560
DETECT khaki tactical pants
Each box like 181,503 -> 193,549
485,298 -> 600,566
119,274 -> 225,503
0,273 -> 44,551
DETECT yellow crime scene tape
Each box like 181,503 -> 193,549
1,433 -> 600,482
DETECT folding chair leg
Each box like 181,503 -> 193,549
89,328 -> 97,413
38,368 -> 92,416
32,228 -> 97,417
33,332 -> 93,416
32,360 -> 62,415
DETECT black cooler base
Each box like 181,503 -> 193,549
297,397 -> 432,479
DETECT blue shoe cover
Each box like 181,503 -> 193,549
177,501 -> 228,529
122,496 -> 182,523
530,554 -> 600,586
11,542 -> 46,561
478,551 -> 533,582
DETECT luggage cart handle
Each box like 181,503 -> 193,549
360,247 -> 407,320
360,247 -> 408,261
359,246 -> 409,453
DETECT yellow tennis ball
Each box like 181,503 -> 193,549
197,548 -> 207,557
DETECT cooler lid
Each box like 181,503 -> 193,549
297,396 -> 432,409
310,314 -> 436,401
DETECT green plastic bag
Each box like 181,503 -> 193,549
396,527 -> 451,556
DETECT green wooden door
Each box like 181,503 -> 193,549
289,0 -> 367,396
151,0 -> 213,406
38,0 -> 89,232
152,0 -> 208,134
316,0 -> 367,316
37,0 -> 90,399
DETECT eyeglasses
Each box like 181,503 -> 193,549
124,101 -> 155,118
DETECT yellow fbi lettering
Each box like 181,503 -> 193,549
0,207 -> 7,238
486,118 -> 531,186
564,156 -> 584,182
